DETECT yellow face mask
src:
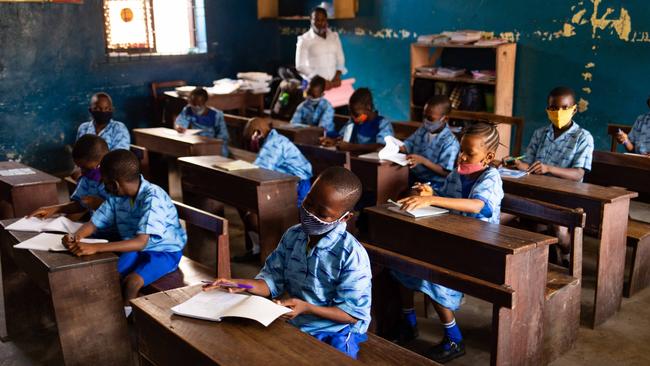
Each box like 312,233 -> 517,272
546,105 -> 576,129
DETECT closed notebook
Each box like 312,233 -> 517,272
171,290 -> 291,327
387,200 -> 448,218
498,167 -> 528,179
6,216 -> 83,233
13,233 -> 107,252
213,160 -> 259,171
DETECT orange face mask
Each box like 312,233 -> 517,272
353,113 -> 368,124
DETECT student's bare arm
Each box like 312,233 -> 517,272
546,166 -> 585,181
30,201 -> 85,218
279,299 -> 358,324
399,195 -> 485,214
68,234 -> 150,257
203,278 -> 271,297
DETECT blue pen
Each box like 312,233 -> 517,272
201,280 -> 253,289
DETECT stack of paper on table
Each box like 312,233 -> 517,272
171,290 -> 291,327
358,136 -> 409,166
6,216 -> 84,233
498,167 -> 528,179
14,233 -> 108,252
387,200 -> 448,218
213,160 -> 259,171
0,168 -> 36,177
163,128 -> 202,137
629,201 -> 650,224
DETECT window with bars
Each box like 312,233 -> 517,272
103,0 -> 207,59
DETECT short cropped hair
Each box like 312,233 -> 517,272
548,86 -> 576,101
309,76 -> 326,91
100,149 -> 141,183
314,167 -> 362,211
190,87 -> 209,101
349,88 -> 374,109
311,7 -> 328,18
425,95 -> 451,115
72,135 -> 109,163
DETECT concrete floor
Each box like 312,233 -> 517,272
1,179 -> 648,365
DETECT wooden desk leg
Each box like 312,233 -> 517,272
257,183 -> 298,261
9,184 -> 59,218
149,152 -> 171,192
375,165 -> 409,205
48,262 -> 132,366
491,246 -> 547,366
591,199 -> 629,327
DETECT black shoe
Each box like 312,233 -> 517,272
386,318 -> 419,344
232,251 -> 260,263
425,338 -> 466,363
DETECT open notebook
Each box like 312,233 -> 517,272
387,199 -> 448,218
171,290 -> 291,327
14,233 -> 107,252
6,216 -> 84,233
214,160 -> 259,171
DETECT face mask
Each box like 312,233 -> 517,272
82,167 -> 101,182
249,131 -> 264,153
191,106 -> 206,115
307,96 -> 322,103
546,105 -> 576,129
423,119 -> 445,134
90,110 -> 112,125
457,162 -> 486,175
300,205 -> 348,236
353,113 -> 368,124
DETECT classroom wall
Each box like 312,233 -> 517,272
0,0 -> 280,173
275,0 -> 650,151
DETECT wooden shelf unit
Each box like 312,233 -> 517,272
410,42 -> 517,156
257,0 -> 358,20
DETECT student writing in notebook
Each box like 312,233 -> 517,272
290,76 -> 336,136
399,95 -> 460,190
205,167 -> 372,359
62,150 -> 187,317
235,118 -> 313,262
30,135 -> 110,219
503,86 -> 594,182
175,87 -> 230,156
616,97 -> 650,155
76,92 -> 130,151
320,88 -> 394,153
392,122 -> 504,363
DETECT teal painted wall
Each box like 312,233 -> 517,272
274,0 -> 650,151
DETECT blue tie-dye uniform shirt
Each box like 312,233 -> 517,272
629,112 -> 650,154
403,124 -> 460,188
76,119 -> 131,151
339,115 -> 394,145
175,106 -> 230,156
523,122 -> 594,176
290,98 -> 336,136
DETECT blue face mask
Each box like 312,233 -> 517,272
423,118 -> 445,134
299,205 -> 348,236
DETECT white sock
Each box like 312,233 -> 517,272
124,306 -> 132,318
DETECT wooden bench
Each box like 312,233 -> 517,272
132,285 -> 439,366
145,201 -> 230,293
501,194 -> 586,364
586,150 -> 650,297
606,123 -> 632,152
364,205 -> 556,365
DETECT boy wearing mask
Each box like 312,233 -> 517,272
77,92 -> 130,151
175,87 -> 230,157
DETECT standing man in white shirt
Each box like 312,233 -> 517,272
295,7 -> 347,90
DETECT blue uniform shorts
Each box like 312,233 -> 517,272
117,250 -> 183,286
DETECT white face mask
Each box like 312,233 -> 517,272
299,205 -> 348,236
423,118 -> 444,134
191,106 -> 206,115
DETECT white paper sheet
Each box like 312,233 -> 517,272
0,168 -> 36,177
163,128 -> 202,137
213,160 -> 259,171
171,290 -> 291,327
13,233 -> 107,252
387,199 -> 448,218
498,167 -> 528,179
377,136 -> 408,166
6,216 -> 83,233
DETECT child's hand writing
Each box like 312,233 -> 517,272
319,136 -> 339,147
29,206 -> 58,219
397,196 -> 435,211
175,125 -> 187,133
62,234 -> 77,249
276,298 -> 310,320
616,130 -> 628,144
412,182 -> 434,197
69,242 -> 98,256
407,154 -> 427,168
202,278 -> 248,293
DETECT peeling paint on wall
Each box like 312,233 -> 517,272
578,97 -> 589,112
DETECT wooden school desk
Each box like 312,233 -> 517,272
164,90 -> 266,117
0,162 -> 60,219
296,144 -> 350,179
350,156 -> 409,205
223,113 -> 324,148
133,127 -> 224,190
502,173 -> 637,327
365,205 -> 556,366
178,156 -> 298,261
131,285 -> 439,366
0,220 -> 131,366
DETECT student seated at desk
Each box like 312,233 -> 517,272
205,167 -> 371,359
399,95 -> 460,190
290,76 -> 336,136
504,86 -> 594,182
77,92 -> 130,151
30,135 -> 109,219
320,88 -> 394,153
62,150 -> 187,317
393,122 -> 503,363
616,97 -> 650,155
236,118 -> 313,261
175,87 -> 230,156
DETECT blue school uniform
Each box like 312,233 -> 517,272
290,98 -> 336,136
70,176 -> 110,209
91,176 -> 187,286
256,223 -> 372,359
175,106 -> 230,156
629,112 -> 650,154
523,122 -> 594,176
76,120 -> 130,151
403,124 -> 460,189
393,167 -> 504,310
255,129 -> 313,205
339,115 -> 394,145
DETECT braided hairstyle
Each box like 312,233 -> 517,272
463,122 -> 500,153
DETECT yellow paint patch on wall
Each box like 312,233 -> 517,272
572,9 -> 588,25
589,0 -> 632,41
585,62 -> 595,68
582,87 -> 592,94
578,98 -> 589,112
582,72 -> 593,82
